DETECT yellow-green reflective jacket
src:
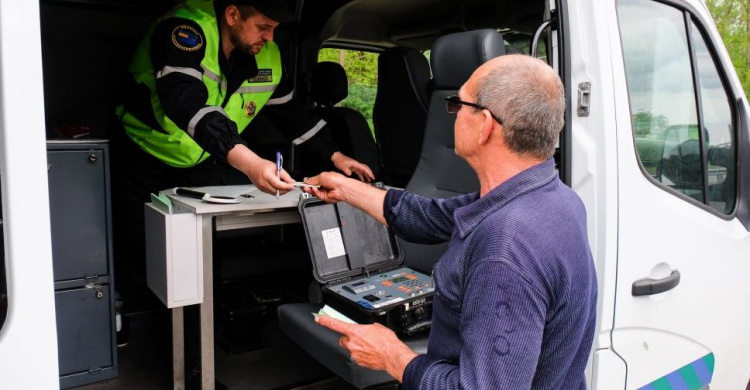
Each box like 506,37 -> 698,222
121,0 -> 281,167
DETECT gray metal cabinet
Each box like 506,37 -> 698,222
48,149 -> 108,282
55,285 -> 113,376
47,140 -> 117,388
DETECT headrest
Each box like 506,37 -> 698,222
379,46 -> 432,108
311,61 -> 348,107
380,47 -> 431,83
431,29 -> 506,90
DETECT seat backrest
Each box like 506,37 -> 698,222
302,61 -> 380,178
310,61 -> 349,107
372,47 -> 432,188
402,29 -> 506,272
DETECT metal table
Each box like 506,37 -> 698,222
148,185 -> 303,390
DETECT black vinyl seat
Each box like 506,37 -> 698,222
297,61 -> 381,178
398,30 -> 506,272
372,47 -> 432,188
278,29 -> 505,389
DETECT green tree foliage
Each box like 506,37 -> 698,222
707,0 -> 750,98
633,111 -> 671,175
318,48 -> 379,135
632,111 -> 670,137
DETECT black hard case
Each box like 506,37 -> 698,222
298,195 -> 432,335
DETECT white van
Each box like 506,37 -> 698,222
0,0 -> 748,389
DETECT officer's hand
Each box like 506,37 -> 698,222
330,152 -> 375,182
227,145 -> 294,195
249,158 -> 295,195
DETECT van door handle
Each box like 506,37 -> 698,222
632,270 -> 681,296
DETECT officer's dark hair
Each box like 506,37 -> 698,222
236,5 -> 257,20
216,1 -> 257,21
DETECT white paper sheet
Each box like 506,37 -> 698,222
321,227 -> 346,258
313,304 -> 357,324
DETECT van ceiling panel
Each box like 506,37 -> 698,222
315,0 -> 545,50
40,0 -> 175,14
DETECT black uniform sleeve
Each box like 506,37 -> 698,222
150,17 -> 246,161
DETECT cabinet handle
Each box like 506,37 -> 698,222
89,153 -> 97,163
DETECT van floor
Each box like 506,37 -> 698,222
78,307 -> 356,390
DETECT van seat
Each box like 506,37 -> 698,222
372,47 -> 433,188
297,61 -> 381,178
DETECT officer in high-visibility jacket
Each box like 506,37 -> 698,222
111,0 -> 374,332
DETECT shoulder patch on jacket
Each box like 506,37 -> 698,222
172,25 -> 203,51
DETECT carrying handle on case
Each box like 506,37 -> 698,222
403,320 -> 431,336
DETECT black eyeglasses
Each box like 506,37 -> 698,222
445,95 -> 503,125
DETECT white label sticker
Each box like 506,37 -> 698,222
322,227 -> 346,259
372,297 -> 405,308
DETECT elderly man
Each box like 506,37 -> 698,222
305,54 -> 597,389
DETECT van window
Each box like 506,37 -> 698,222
618,0 -> 736,214
691,20 -> 736,213
317,48 -> 378,135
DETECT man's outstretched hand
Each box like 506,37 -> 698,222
303,172 -> 388,225
302,172 -> 350,203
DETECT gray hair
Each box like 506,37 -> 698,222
475,54 -> 565,159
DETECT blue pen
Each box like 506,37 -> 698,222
275,151 -> 282,199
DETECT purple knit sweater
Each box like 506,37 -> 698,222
383,159 -> 597,389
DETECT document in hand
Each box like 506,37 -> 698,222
313,304 -> 357,324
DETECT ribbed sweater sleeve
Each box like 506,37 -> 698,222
383,189 -> 477,244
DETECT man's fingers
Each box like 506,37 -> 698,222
306,186 -> 331,202
305,175 -> 321,186
310,187 -> 323,198
316,315 -> 351,334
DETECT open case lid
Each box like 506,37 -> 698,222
298,195 -> 403,284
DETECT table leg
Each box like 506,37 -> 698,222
200,216 -> 215,390
172,307 -> 184,390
